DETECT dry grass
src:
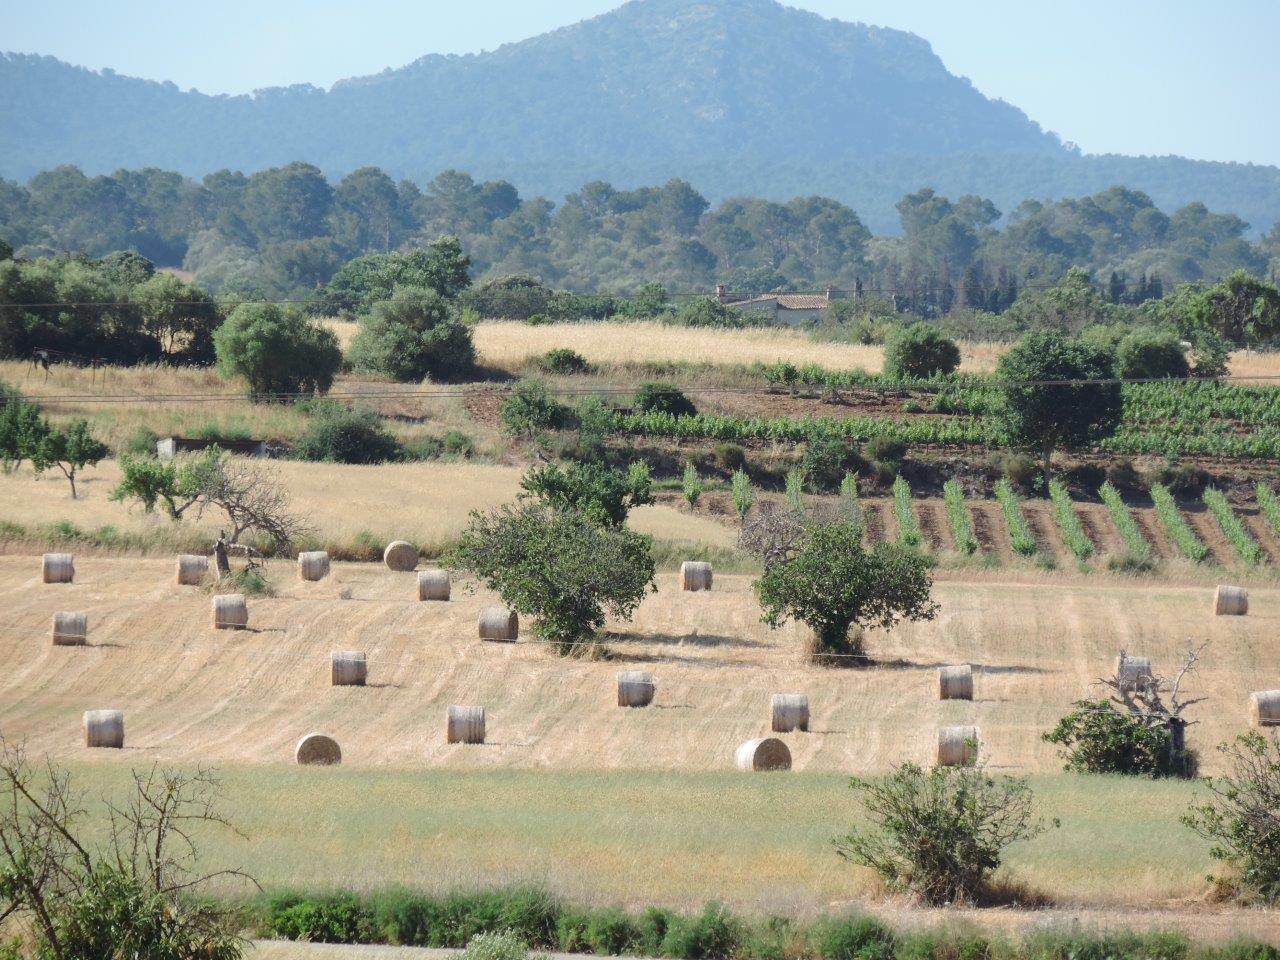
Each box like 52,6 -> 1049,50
0,459 -> 730,558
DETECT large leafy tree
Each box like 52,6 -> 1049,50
347,286 -> 475,382
314,238 -> 472,317
240,162 -> 334,246
31,419 -> 108,498
997,330 -> 1123,488
213,303 -> 341,399
520,461 -> 653,526
449,503 -> 656,654
129,272 -> 224,362
754,518 -> 937,662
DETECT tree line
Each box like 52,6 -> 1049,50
1,163 -> 1277,307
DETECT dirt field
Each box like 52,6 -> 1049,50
0,558 -> 1271,775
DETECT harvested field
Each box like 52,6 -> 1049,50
0,557 -> 1273,774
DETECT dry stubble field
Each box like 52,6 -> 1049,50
2,555 -> 1279,929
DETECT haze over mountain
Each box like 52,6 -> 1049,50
3,0 -> 1279,234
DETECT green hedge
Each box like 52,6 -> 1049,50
250,886 -> 1280,960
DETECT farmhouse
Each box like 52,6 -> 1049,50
715,284 -> 839,324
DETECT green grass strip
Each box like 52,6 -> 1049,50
1203,487 -> 1262,566
1099,481 -> 1152,565
994,478 -> 1037,556
942,479 -> 978,555
892,475 -> 923,547
1150,483 -> 1209,562
1048,479 -> 1093,560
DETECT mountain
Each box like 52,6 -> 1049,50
3,0 -> 1279,235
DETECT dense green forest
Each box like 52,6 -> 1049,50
1,163 -> 1276,317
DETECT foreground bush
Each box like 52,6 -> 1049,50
835,761 -> 1052,905
1043,699 -> 1186,777
882,323 -> 961,380
294,405 -> 402,464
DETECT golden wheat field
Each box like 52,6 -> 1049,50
0,557 -> 1271,774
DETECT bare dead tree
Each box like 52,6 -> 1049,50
0,738 -> 252,959
738,499 -> 850,569
191,456 -> 310,552
1099,643 -> 1209,773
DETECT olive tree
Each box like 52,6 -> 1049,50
754,517 -> 937,662
448,503 -> 655,655
997,330 -> 1122,489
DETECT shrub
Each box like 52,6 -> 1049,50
755,518 -> 937,661
538,348 -> 590,375
214,302 -> 341,398
521,461 -> 653,526
636,906 -> 677,956
1106,459 -> 1143,490
892,476 -> 922,548
1203,487 -> 1262,565
403,435 -> 444,461
882,323 -> 961,380
839,472 -> 861,523
864,436 -> 905,466
731,469 -> 754,519
1048,479 -> 1093,561
443,430 -> 476,458
814,914 -> 895,960
448,502 -> 655,654
463,930 -> 533,960
712,443 -> 746,471
294,406 -> 402,464
784,468 -> 806,512
802,431 -> 849,493
835,762 -> 1050,905
682,461 -> 703,511
634,382 -> 696,417
584,907 -> 641,955
1099,482 -> 1154,570
123,426 -> 160,458
1043,699 -> 1186,776
659,902 -> 739,960
1150,483 -> 1208,562
348,286 -> 476,382
1183,733 -> 1280,903
267,892 -> 373,943
1115,329 -> 1191,380
501,378 -> 569,435
1146,462 -> 1210,498
992,452 -> 1038,492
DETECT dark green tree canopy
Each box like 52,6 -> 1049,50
882,322 -> 961,379
213,302 -> 341,398
347,285 -> 476,382
520,461 -> 653,526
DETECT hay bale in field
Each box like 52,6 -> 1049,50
735,737 -> 791,771
617,670 -> 655,707
771,693 -> 809,732
295,733 -> 342,765
1215,585 -> 1248,616
330,651 -> 367,686
937,726 -> 979,766
680,561 -> 713,592
42,553 -> 74,583
211,594 -> 248,630
1250,690 -> 1280,727
447,705 -> 486,744
298,551 -> 331,582
51,612 -> 87,646
478,606 -> 518,642
938,665 -> 973,701
383,540 -> 418,571
1114,654 -> 1152,690
83,710 -> 123,749
175,554 -> 208,585
418,569 -> 450,601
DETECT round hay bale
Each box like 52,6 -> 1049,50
51,611 -> 87,647
938,665 -> 974,701
478,606 -> 518,642
83,710 -> 123,749
617,670 -> 655,707
418,569 -> 451,601
295,733 -> 341,765
937,726 -> 979,766
42,553 -> 74,584
680,561 -> 713,592
383,540 -> 418,571
1215,585 -> 1248,616
211,594 -> 248,630
735,737 -> 791,772
1250,690 -> 1280,727
330,651 -> 367,686
771,694 -> 810,733
1114,654 -> 1152,690
447,705 -> 486,744
298,551 -> 331,582
175,554 -> 209,586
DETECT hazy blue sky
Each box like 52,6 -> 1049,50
8,0 -> 1279,166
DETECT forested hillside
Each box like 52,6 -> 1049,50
2,163 -> 1276,309
4,0 -> 1280,233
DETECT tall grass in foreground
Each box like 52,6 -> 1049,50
994,478 -> 1037,556
1099,481 -> 1152,568
1150,483 -> 1209,562
1048,479 -> 1093,561
1202,487 -> 1262,566
892,475 -> 922,547
942,479 -> 978,555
